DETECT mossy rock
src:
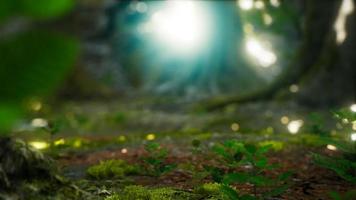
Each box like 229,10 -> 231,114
87,159 -> 138,179
0,138 -> 56,189
194,183 -> 225,200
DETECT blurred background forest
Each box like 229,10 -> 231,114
1,0 -> 355,133
0,0 -> 356,199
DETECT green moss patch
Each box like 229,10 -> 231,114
87,159 -> 138,179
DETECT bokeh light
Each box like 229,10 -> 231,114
146,133 -> 156,141
350,104 -> 356,112
334,0 -> 354,44
327,144 -> 337,151
148,0 -> 211,53
238,0 -> 254,11
351,132 -> 356,141
287,120 -> 303,134
31,118 -> 48,128
245,37 -> 277,67
29,141 -> 49,150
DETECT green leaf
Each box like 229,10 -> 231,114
19,0 -> 75,19
223,172 -> 249,184
329,191 -> 341,200
221,184 -> 240,200
265,184 -> 290,197
0,0 -> 14,23
0,103 -> 22,133
278,171 -> 293,181
312,153 -> 356,184
255,157 -> 268,168
0,30 -> 79,101
248,175 -> 273,186
245,144 -> 257,155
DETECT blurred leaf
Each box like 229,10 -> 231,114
0,103 -> 21,133
0,0 -> 14,23
220,184 -> 239,200
223,172 -> 249,184
0,30 -> 79,102
265,184 -> 290,197
19,0 -> 75,19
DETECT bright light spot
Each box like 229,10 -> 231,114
238,0 -> 254,10
334,0 -> 354,44
149,0 -> 210,52
121,148 -> 128,154
287,120 -> 303,134
73,139 -> 82,148
243,23 -> 254,34
289,84 -> 299,93
342,118 -> 349,124
54,138 -> 65,146
352,122 -> 356,130
270,0 -> 280,7
31,118 -> 48,128
29,99 -> 42,111
146,133 -> 156,141
245,37 -> 277,67
327,144 -> 337,151
136,2 -> 148,13
118,135 -> 126,142
350,104 -> 356,112
29,141 -> 49,150
263,13 -> 273,25
231,123 -> 240,131
255,1 -> 265,9
280,116 -> 289,125
351,132 -> 356,141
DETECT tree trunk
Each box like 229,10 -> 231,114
202,0 -> 342,110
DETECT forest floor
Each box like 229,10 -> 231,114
4,99 -> 355,200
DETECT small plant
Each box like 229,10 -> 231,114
191,139 -> 203,154
328,190 -> 356,200
306,112 -> 329,136
311,108 -> 356,199
87,159 -> 138,179
140,142 -> 176,177
210,140 -> 292,200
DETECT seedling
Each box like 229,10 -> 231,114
210,140 -> 292,200
311,108 -> 356,199
140,142 -> 176,177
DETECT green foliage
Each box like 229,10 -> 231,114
191,139 -> 202,154
333,108 -> 356,122
19,0 -> 75,19
0,0 -> 78,133
0,0 -> 75,21
87,159 -> 138,179
0,31 -> 78,101
140,142 -> 176,177
209,140 -> 292,199
306,113 -> 329,136
329,190 -> 356,200
0,104 -> 21,134
257,141 -> 284,151
104,185 -> 193,200
313,153 -> 356,184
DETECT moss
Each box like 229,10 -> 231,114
258,141 -> 284,151
87,159 -> 138,179
105,185 -> 196,200
194,183 -> 225,200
